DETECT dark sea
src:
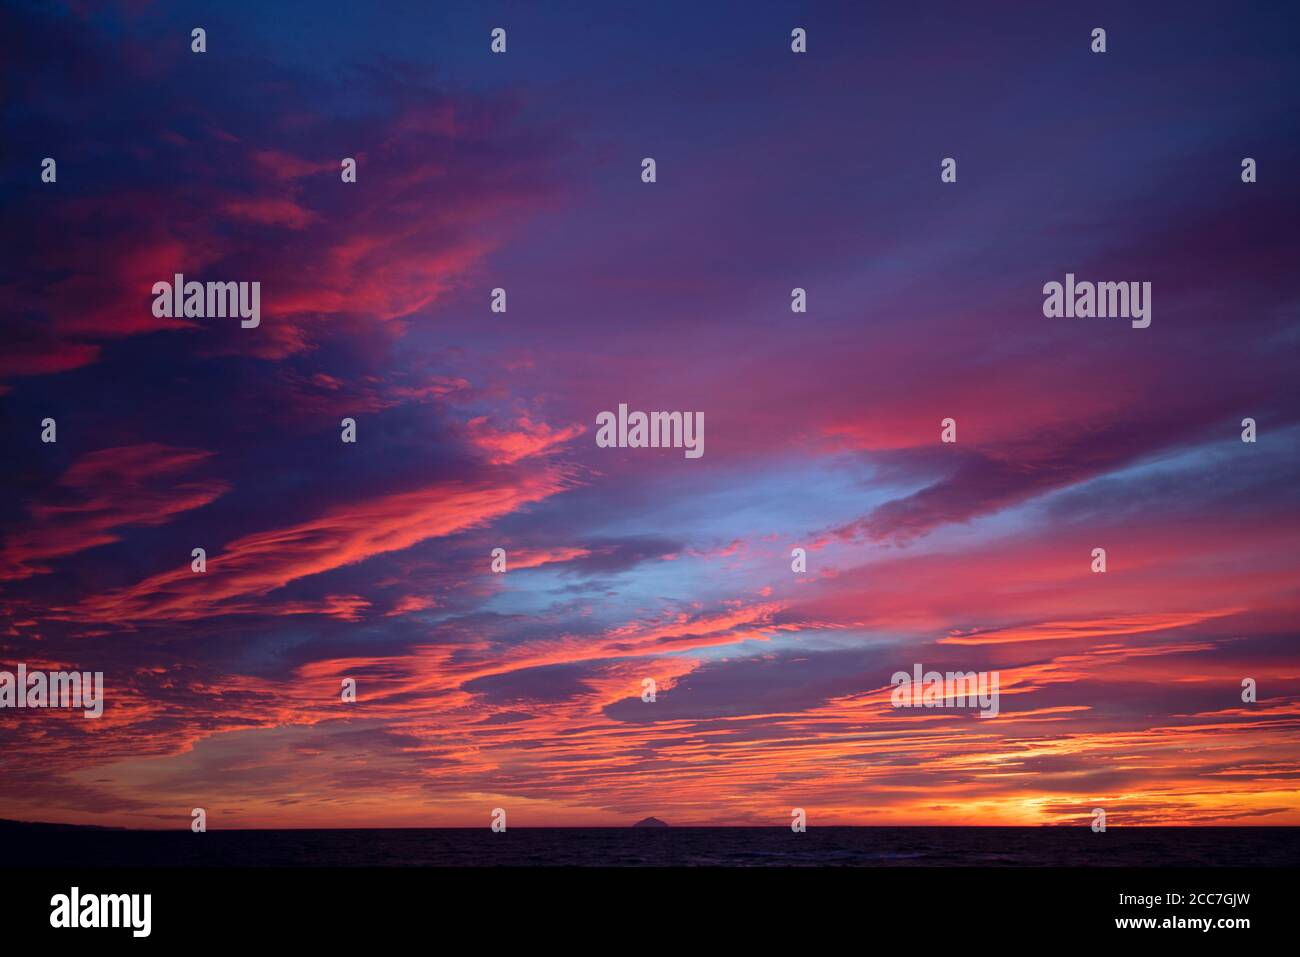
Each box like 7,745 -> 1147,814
7,824 -> 1298,867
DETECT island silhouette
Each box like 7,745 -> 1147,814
632,817 -> 669,828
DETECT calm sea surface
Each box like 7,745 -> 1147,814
7,825 -> 1297,867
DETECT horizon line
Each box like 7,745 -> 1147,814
5,819 -> 1296,832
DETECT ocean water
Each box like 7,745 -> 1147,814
6,825 -> 1297,867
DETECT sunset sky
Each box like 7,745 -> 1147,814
2,1 -> 1298,829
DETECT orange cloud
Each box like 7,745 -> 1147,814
0,444 -> 228,582
62,469 -> 574,622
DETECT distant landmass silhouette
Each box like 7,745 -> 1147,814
632,816 -> 668,828
0,818 -> 126,832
